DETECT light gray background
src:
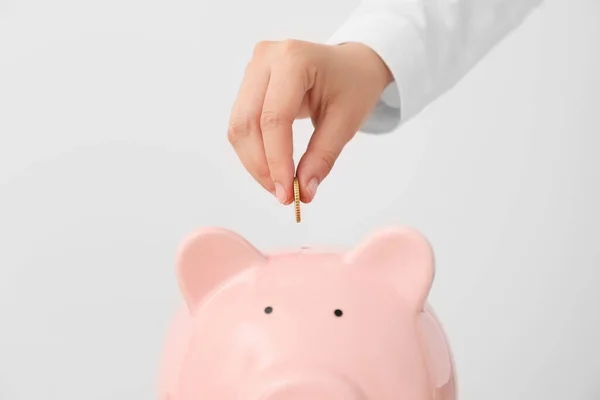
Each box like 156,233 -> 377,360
1,0 -> 599,399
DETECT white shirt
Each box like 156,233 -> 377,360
327,0 -> 544,133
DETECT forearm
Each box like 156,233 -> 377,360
328,0 -> 544,132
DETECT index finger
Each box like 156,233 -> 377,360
228,58 -> 274,194
260,56 -> 314,204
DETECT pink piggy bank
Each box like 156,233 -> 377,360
158,226 -> 457,400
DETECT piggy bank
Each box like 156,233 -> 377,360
158,226 -> 457,400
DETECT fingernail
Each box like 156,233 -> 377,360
274,182 -> 287,204
307,178 -> 320,199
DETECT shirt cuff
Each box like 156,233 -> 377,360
326,5 -> 429,133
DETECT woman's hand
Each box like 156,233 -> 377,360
228,39 -> 392,204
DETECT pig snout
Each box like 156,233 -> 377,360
257,385 -> 360,400
241,370 -> 367,400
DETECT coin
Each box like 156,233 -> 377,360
293,177 -> 301,223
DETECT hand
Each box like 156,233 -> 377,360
227,39 -> 393,204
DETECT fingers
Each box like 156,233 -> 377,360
260,45 -> 316,204
228,56 -> 274,193
228,40 -> 317,204
227,40 -> 388,206
296,107 -> 359,203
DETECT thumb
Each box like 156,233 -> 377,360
296,107 -> 359,203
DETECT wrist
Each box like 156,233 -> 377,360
337,42 -> 394,91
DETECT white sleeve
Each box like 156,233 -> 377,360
327,0 -> 544,133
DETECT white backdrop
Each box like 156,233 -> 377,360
1,0 -> 599,399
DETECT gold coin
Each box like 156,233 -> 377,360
293,177 -> 301,223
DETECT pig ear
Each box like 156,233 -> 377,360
176,227 -> 266,313
345,227 -> 435,310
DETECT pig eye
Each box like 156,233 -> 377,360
334,309 -> 343,317
264,306 -> 273,314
